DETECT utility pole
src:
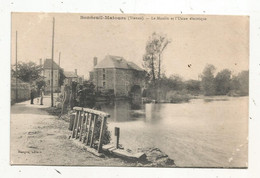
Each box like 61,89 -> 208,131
51,17 -> 55,107
58,52 -> 61,89
15,31 -> 18,102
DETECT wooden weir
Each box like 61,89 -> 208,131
71,106 -> 110,153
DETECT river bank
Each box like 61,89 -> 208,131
11,97 -> 176,167
10,98 -> 136,166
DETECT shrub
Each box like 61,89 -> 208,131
166,90 -> 191,103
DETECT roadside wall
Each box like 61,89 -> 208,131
11,78 -> 30,104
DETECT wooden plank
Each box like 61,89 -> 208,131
75,110 -> 81,139
102,144 -> 115,151
71,110 -> 78,138
112,149 -> 146,161
71,139 -> 104,157
73,106 -> 110,118
108,147 -> 117,152
97,117 -> 107,153
85,113 -> 93,146
79,110 -> 85,141
69,112 -> 76,131
90,114 -> 98,148
82,112 -> 89,143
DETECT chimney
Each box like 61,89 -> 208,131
93,57 -> 98,67
39,58 -> 42,66
75,69 -> 77,75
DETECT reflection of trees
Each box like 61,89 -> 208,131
145,104 -> 162,124
99,101 -> 131,122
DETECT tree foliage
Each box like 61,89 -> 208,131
36,79 -> 46,90
12,61 -> 43,83
201,64 -> 216,96
58,68 -> 65,86
230,70 -> 249,96
214,69 -> 232,95
143,32 -> 171,83
185,79 -> 201,95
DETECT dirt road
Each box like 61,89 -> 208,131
10,97 -> 134,166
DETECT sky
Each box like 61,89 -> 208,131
11,13 -> 249,80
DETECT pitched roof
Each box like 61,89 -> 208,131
43,59 -> 60,69
64,71 -> 78,78
127,61 -> 143,71
94,55 -> 144,71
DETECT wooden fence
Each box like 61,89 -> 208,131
71,106 -> 110,153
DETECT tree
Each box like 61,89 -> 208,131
185,79 -> 201,95
12,61 -> 43,83
143,45 -> 157,83
143,32 -> 171,83
201,64 -> 216,96
237,70 -> 249,95
58,68 -> 65,87
214,69 -> 232,95
168,74 -> 184,91
157,34 -> 171,80
230,70 -> 249,96
36,79 -> 46,90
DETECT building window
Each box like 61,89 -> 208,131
103,82 -> 106,88
103,74 -> 105,80
103,68 -> 105,73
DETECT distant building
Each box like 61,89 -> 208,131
89,55 -> 145,97
42,59 -> 60,92
64,69 -> 84,85
64,69 -> 78,85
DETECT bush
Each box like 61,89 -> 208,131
166,90 -> 191,103
93,118 -> 111,147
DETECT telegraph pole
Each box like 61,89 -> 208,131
58,52 -> 61,89
15,31 -> 18,102
51,17 -> 55,107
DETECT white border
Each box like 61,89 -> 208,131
1,0 -> 259,177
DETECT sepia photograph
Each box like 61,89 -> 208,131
10,13 -> 249,168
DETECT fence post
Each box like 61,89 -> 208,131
85,113 -> 93,145
90,114 -> 98,148
75,109 -> 82,138
79,109 -> 85,141
71,110 -> 78,138
82,112 -> 89,143
97,116 -> 107,153
115,127 -> 120,149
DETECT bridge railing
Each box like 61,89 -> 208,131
71,106 -> 110,153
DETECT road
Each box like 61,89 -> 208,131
10,96 -> 133,166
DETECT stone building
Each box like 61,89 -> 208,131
64,69 -> 84,85
89,55 -> 145,97
42,59 -> 60,92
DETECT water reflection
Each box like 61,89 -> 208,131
98,100 -> 165,124
97,97 -> 248,167
203,98 -> 229,103
144,103 -> 163,124
98,100 -> 139,122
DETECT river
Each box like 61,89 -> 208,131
99,96 -> 248,167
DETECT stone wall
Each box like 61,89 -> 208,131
91,68 -> 144,97
11,78 -> 30,104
